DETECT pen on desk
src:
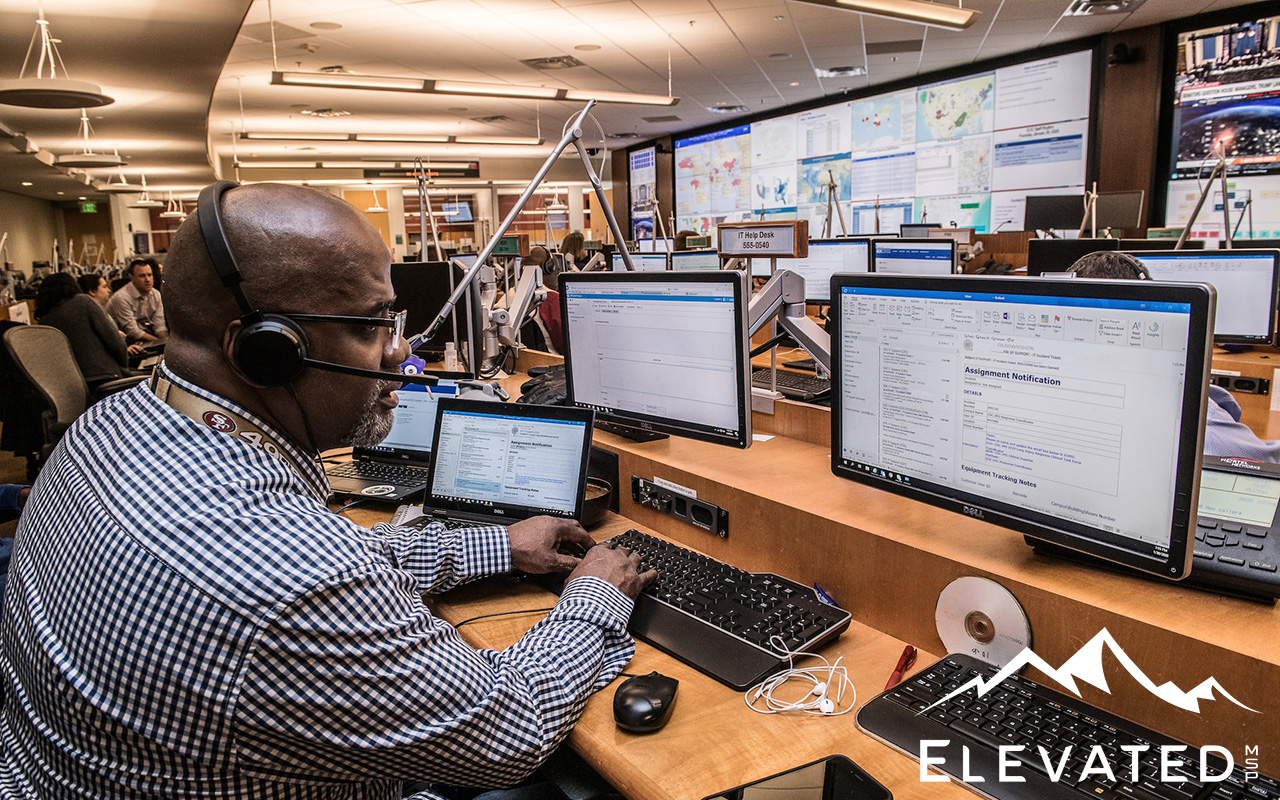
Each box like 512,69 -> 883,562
884,645 -> 917,691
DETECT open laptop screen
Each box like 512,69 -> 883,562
361,382 -> 459,460
427,399 -> 595,519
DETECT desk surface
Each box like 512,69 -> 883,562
344,506 -> 966,800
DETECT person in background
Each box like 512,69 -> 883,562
77,273 -> 113,308
559,232 -> 589,269
0,483 -> 28,597
1067,250 -> 1280,462
36,273 -> 139,388
107,257 -> 167,343
519,245 -> 559,353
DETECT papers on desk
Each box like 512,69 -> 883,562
390,504 -> 425,526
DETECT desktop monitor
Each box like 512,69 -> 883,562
560,270 -> 752,448
1118,239 -> 1205,251
1026,239 -> 1119,276
1094,190 -> 1145,231
1023,194 -> 1085,232
637,238 -> 673,254
390,261 -> 456,357
1235,239 -> 1280,249
901,224 -> 940,237
1123,249 -> 1280,346
670,251 -> 722,271
452,253 -> 479,269
613,252 -> 669,272
871,239 -> 956,275
829,273 -> 1215,579
439,201 -> 472,223
785,238 -> 871,302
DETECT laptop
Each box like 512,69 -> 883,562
411,398 -> 595,528
325,381 -> 460,501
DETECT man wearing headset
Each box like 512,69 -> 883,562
1,183 -> 655,798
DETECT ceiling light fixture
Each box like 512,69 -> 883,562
365,190 -> 387,213
98,166 -> 143,193
54,109 -> 126,168
128,175 -> 164,208
789,0 -> 978,30
235,160 -> 474,170
0,12 -> 114,108
239,131 -> 543,146
159,193 -> 186,219
272,70 -> 678,106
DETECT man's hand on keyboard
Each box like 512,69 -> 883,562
508,516 -> 596,574
566,544 -> 658,600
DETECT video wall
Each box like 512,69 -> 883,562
1164,14 -> 1280,241
673,49 -> 1094,238
629,146 -> 657,241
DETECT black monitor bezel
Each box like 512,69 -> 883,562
790,237 -> 874,303
1026,238 -> 1119,276
1122,248 -> 1280,346
559,270 -> 753,449
828,273 -> 1214,580
870,238 -> 957,275
426,397 -> 595,521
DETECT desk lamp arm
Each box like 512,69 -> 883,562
747,268 -> 832,373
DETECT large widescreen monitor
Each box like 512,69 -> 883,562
675,49 -> 1094,239
830,274 -> 1215,579
786,238 -> 871,302
612,252 -> 669,272
1123,249 -> 1280,346
871,238 -> 956,274
560,271 -> 752,448
1164,11 -> 1280,243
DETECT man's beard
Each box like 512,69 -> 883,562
338,379 -> 397,447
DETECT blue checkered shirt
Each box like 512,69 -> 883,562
1,366 -> 635,798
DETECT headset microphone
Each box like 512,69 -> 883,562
197,180 -> 434,389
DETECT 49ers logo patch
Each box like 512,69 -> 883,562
202,411 -> 236,433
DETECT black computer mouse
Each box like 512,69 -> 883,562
613,671 -> 679,733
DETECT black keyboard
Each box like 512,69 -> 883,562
858,652 -> 1278,800
751,368 -> 830,401
326,460 -> 430,483
604,529 -> 851,690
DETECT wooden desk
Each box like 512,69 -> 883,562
343,506 -> 968,800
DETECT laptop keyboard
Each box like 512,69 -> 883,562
327,460 -> 431,483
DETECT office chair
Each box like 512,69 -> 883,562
2,325 -> 147,473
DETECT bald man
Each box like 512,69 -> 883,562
1,183 -> 653,799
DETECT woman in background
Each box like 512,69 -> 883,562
559,231 -> 590,269
35,273 -> 135,389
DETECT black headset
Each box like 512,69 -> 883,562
196,180 -> 437,388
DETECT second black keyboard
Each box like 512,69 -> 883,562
857,652 -> 1277,800
326,460 -> 430,482
605,529 -> 851,690
751,368 -> 831,401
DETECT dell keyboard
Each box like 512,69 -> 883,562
604,529 -> 851,690
751,368 -> 831,401
857,652 -> 1277,800
326,460 -> 430,482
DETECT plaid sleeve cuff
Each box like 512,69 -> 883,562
370,521 -> 512,594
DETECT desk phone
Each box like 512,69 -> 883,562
1191,455 -> 1280,602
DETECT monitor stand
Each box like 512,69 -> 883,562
594,420 -> 669,443
1026,537 -> 1275,604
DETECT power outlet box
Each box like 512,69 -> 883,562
631,476 -> 728,538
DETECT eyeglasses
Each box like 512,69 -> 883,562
282,309 -> 407,347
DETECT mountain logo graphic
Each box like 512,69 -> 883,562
924,628 -> 1258,715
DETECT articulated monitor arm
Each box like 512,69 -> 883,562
491,263 -> 544,348
746,268 -> 831,374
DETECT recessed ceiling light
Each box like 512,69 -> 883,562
574,44 -> 601,51
56,191 -> 64,195
790,81 -> 801,87
1063,0 -> 1146,14
815,66 -> 867,78
707,104 -> 748,114
310,21 -> 342,30
768,53 -> 792,60
20,181 -> 32,186
299,107 -> 351,117
78,196 -> 86,200
774,15 -> 785,20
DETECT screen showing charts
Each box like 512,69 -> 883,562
786,239 -> 871,301
830,275 -> 1214,578
430,404 -> 588,515
560,271 -> 751,448
1124,249 -> 1279,344
670,251 -> 722,271
613,253 -> 669,272
674,49 -> 1093,240
1164,12 -> 1280,242
872,239 -> 955,274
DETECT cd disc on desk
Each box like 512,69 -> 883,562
935,576 -> 1031,667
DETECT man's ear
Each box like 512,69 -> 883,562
221,319 -> 260,387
